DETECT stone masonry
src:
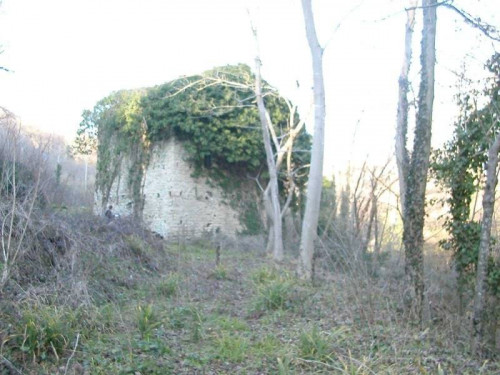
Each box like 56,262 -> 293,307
96,138 -> 245,239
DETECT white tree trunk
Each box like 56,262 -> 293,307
395,0 -> 417,215
254,57 -> 284,261
471,132 -> 500,355
297,0 -> 326,280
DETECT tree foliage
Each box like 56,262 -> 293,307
77,64 -> 311,210
142,64 -> 301,175
432,52 -> 500,298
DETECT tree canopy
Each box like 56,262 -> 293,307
76,64 -> 311,206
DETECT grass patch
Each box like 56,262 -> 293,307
251,265 -> 283,284
2,222 -> 499,375
6,305 -> 78,364
254,279 -> 295,311
210,264 -> 230,280
213,332 -> 249,362
83,335 -> 172,374
213,316 -> 249,332
251,265 -> 298,312
156,273 -> 180,297
252,334 -> 283,356
167,306 -> 192,329
136,304 -> 161,340
298,325 -> 333,362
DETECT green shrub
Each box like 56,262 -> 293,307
137,304 -> 161,340
298,325 -> 332,362
190,307 -> 205,342
125,235 -> 148,258
251,266 -> 281,285
255,280 -> 294,311
14,307 -> 76,362
157,273 -> 180,297
97,303 -> 118,331
167,306 -> 191,329
277,355 -> 293,375
252,267 -> 296,312
166,305 -> 205,342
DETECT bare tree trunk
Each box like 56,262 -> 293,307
360,164 -> 388,255
471,133 -> 500,355
373,197 -> 380,255
297,0 -> 326,280
395,0 -> 417,214
377,206 -> 390,255
363,176 -> 378,254
402,0 -> 437,322
252,29 -> 284,261
263,188 -> 277,255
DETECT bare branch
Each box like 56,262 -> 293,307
440,2 -> 500,42
64,333 -> 80,375
324,1 -> 365,49
405,0 -> 500,42
0,355 -> 23,375
161,77 -> 208,100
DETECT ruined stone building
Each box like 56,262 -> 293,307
95,137 -> 253,239
88,65 -> 309,241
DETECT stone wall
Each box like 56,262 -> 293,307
96,138 -> 250,239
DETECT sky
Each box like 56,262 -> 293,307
0,0 -> 498,174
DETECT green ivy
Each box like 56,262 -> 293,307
79,64 -> 311,216
239,201 -> 264,235
86,90 -> 149,213
140,64 -> 306,177
431,52 -> 500,299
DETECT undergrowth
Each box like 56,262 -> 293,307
0,212 -> 498,374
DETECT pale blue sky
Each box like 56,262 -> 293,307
0,0 -> 498,173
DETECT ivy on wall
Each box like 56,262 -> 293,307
79,64 -> 311,220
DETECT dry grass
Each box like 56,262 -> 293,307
0,213 -> 498,374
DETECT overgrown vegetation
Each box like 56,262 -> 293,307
0,108 -> 93,291
1,219 -> 498,374
77,64 -> 311,214
432,53 -> 500,314
2,101 -> 499,374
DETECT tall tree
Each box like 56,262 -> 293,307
248,16 -> 310,260
395,0 -> 417,214
430,68 -> 498,314
470,52 -> 500,355
297,0 -> 326,280
471,131 -> 500,355
400,0 -> 437,321
252,24 -> 284,260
